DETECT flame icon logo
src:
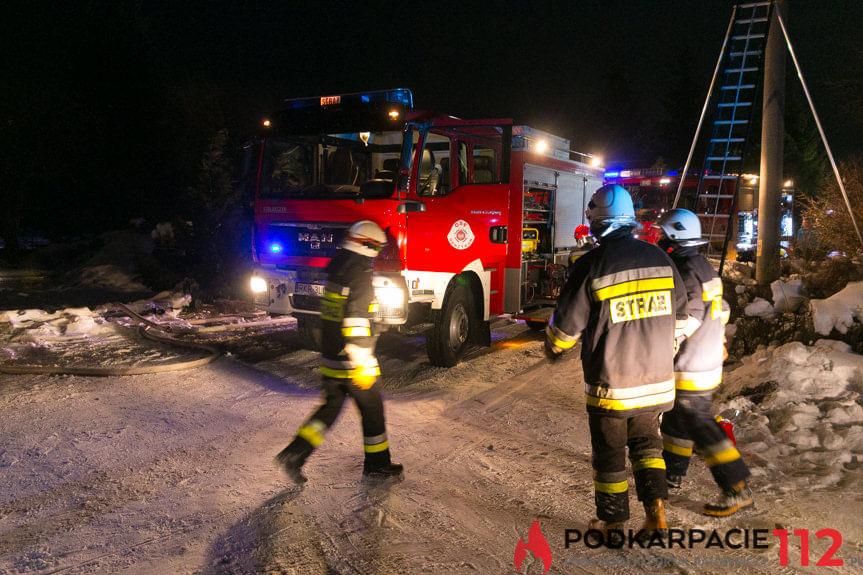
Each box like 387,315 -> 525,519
514,519 -> 552,574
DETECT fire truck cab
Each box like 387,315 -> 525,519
245,89 -> 604,366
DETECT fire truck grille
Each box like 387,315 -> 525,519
266,223 -> 346,258
290,294 -> 320,312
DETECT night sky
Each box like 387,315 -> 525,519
2,1 -> 862,234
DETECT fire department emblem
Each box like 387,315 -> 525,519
447,220 -> 475,250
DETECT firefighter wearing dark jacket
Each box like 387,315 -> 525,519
276,220 -> 403,484
545,185 -> 689,539
656,209 -> 752,516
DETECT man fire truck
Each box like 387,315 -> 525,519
244,89 -> 604,366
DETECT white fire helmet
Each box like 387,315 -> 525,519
342,220 -> 387,257
585,184 -> 636,237
655,208 -> 707,246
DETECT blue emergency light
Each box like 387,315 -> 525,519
604,171 -> 620,178
270,243 -> 282,253
285,89 -> 414,110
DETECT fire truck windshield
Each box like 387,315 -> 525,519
255,131 -> 404,200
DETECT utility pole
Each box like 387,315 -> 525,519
756,0 -> 786,284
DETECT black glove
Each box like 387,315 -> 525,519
544,338 -> 564,362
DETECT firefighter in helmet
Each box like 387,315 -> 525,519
656,209 -> 752,516
276,220 -> 403,483
545,184 -> 688,539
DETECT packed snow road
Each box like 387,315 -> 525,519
1,319 -> 862,574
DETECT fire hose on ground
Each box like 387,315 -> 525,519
0,303 -> 224,376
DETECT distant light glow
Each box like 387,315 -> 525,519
388,109 -> 400,120
270,243 -> 282,253
783,180 -> 793,188
590,156 -> 602,167
748,177 -> 758,185
536,140 -> 549,153
659,178 -> 671,185
667,171 -> 679,176
262,119 -> 271,127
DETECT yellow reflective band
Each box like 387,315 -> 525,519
609,291 -> 672,324
546,325 -> 577,349
704,446 -> 741,467
675,367 -> 723,391
320,290 -> 348,321
297,425 -> 323,447
585,388 -> 676,411
320,365 -> 381,379
702,278 -> 723,320
363,440 -> 389,454
341,326 -> 371,337
633,458 -> 667,472
368,303 -> 379,313
594,480 -> 629,494
593,277 -> 675,301
663,442 -> 693,457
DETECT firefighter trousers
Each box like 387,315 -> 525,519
588,411 -> 668,523
661,392 -> 749,490
283,375 -> 392,468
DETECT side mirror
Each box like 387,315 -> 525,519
397,200 -> 426,214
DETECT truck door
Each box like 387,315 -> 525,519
404,120 -> 512,316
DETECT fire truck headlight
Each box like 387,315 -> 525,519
250,276 -> 268,293
374,286 -> 405,309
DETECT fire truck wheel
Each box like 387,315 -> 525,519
427,283 -> 473,367
296,315 -> 322,351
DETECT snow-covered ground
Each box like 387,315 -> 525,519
2,302 -> 863,573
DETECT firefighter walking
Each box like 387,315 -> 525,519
656,209 -> 752,516
276,220 -> 403,484
545,185 -> 688,539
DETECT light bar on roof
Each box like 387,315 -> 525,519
285,89 -> 414,110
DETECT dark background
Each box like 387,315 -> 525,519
2,0 -> 861,240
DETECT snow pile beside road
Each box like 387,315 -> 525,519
0,295 -> 197,368
810,280 -> 863,335
717,340 -> 863,488
743,297 -> 776,319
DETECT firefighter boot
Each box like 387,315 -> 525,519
666,474 -> 683,489
363,461 -> 404,478
363,448 -> 403,479
274,447 -> 308,486
588,518 -> 626,548
636,499 -> 668,542
702,480 -> 753,517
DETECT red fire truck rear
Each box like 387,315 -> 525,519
243,89 -> 604,366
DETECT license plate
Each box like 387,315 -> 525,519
295,282 -> 324,296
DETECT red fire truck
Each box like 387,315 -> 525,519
603,168 -> 794,258
244,89 -> 603,366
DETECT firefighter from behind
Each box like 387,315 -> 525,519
655,209 -> 752,516
275,220 -> 403,483
544,184 -> 689,540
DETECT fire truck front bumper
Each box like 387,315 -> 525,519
249,267 -> 408,324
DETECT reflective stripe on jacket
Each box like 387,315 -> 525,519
320,248 -> 378,375
668,246 -> 725,393
548,230 -> 689,416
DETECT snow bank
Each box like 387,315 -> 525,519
718,341 -> 863,487
744,297 -> 776,319
810,280 -> 863,335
